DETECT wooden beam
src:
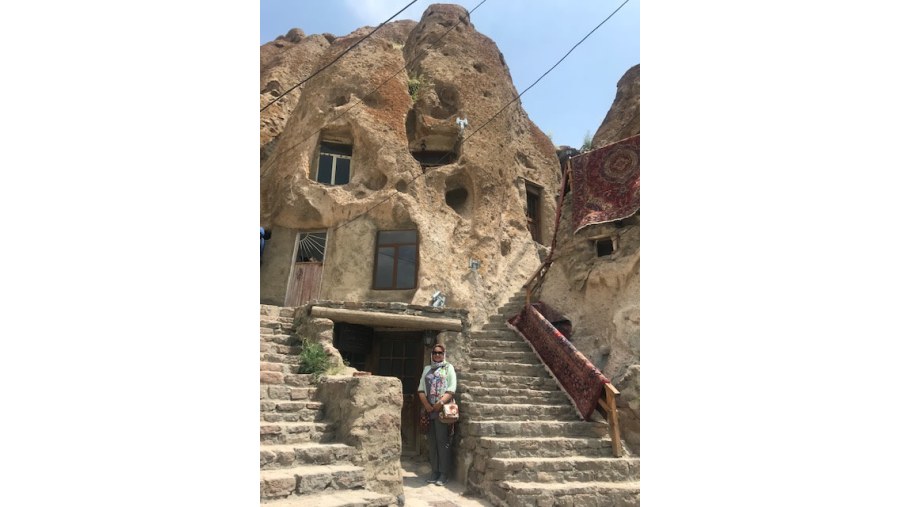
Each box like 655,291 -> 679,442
605,383 -> 623,458
310,306 -> 463,331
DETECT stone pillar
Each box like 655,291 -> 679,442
317,375 -> 404,497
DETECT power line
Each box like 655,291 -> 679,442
262,0 -> 487,176
260,0 -> 420,113
333,0 -> 631,231
462,0 -> 631,142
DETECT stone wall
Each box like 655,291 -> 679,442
260,225 -> 295,305
317,375 -> 404,497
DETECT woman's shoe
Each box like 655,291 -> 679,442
435,476 -> 448,487
426,472 -> 440,483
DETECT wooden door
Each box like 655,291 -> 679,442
284,231 -> 326,306
373,332 -> 424,456
285,263 -> 322,306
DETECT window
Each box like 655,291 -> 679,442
525,183 -> 542,243
316,142 -> 352,185
596,237 -> 615,257
296,232 -> 326,262
373,230 -> 418,290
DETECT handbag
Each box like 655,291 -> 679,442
439,401 -> 459,423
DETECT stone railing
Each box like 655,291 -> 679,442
317,375 -> 405,497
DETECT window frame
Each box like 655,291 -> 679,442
525,182 -> 542,244
372,229 -> 419,290
315,142 -> 353,185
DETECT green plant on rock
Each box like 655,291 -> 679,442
298,341 -> 329,381
407,72 -> 429,102
581,131 -> 593,152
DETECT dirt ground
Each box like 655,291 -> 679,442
400,456 -> 491,507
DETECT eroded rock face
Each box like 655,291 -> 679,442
260,5 -> 559,326
260,30 -> 333,163
591,64 -> 640,149
539,63 -> 640,453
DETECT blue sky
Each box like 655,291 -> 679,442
260,0 -> 639,149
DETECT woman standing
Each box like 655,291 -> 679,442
417,343 -> 457,486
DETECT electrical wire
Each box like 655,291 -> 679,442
260,0 -> 420,113
332,0 -> 632,231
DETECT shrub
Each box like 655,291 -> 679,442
298,341 -> 329,381
408,72 -> 429,102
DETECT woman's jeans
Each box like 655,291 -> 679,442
427,418 -> 452,478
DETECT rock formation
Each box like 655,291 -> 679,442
591,63 -> 640,149
260,4 -> 560,327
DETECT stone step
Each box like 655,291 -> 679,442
261,342 -> 303,355
487,313 -> 514,324
283,373 -> 316,387
260,464 -> 366,499
261,352 -> 302,365
468,349 -> 535,361
262,371 -> 316,387
262,385 -> 317,401
259,315 -> 294,326
463,402 -> 577,420
261,412 -> 325,424
460,373 -> 558,391
494,480 -> 640,507
261,334 -> 299,346
260,442 -> 355,470
261,362 -> 301,375
461,420 -> 608,438
470,339 -> 531,352
256,306 -> 295,319
261,371 -> 287,385
470,330 -> 521,341
468,360 -> 546,377
259,488 -> 395,507
484,456 -> 640,483
473,436 -> 616,458
260,421 -> 335,445
260,400 -> 325,422
459,387 -> 569,405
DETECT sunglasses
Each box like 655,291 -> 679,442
431,350 -> 444,355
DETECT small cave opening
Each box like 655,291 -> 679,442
407,108 -> 459,168
444,172 -> 473,218
445,188 -> 469,214
413,150 -> 458,168
410,135 -> 459,169
596,238 -> 615,257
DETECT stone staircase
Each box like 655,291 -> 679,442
460,292 -> 641,507
259,305 -> 396,507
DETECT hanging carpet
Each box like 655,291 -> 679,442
508,302 -> 609,420
570,134 -> 640,233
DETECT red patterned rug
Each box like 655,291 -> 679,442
570,134 -> 640,233
508,303 -> 609,420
